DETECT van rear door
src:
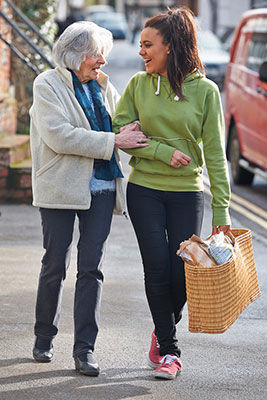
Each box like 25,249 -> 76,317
240,30 -> 267,170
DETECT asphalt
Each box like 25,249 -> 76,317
1,40 -> 267,400
0,151 -> 267,400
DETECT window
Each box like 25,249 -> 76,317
246,33 -> 267,72
234,32 -> 247,64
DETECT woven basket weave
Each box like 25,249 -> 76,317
184,229 -> 261,334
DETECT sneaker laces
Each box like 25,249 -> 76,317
153,332 -> 160,349
160,354 -> 178,365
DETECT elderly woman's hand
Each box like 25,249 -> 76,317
170,149 -> 191,168
115,123 -> 150,149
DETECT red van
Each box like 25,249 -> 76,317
224,8 -> 267,185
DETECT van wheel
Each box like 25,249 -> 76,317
229,125 -> 254,185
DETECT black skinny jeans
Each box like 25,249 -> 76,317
127,183 -> 204,357
34,191 -> 115,357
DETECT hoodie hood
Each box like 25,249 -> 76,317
152,70 -> 203,100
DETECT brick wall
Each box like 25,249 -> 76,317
0,0 -> 32,203
0,95 -> 17,136
0,0 -> 11,94
0,0 -> 18,137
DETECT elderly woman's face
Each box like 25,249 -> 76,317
74,54 -> 106,83
139,27 -> 170,78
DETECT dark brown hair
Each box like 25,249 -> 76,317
144,7 -> 204,100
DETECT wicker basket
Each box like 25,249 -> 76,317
184,229 -> 261,334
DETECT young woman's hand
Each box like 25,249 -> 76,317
115,122 -> 150,149
119,122 -> 141,132
212,225 -> 231,235
170,149 -> 191,168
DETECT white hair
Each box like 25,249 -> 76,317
52,21 -> 113,70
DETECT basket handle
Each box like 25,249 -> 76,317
226,231 -> 236,243
183,248 -> 199,265
206,230 -> 236,243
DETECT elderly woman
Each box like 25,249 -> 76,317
30,21 -> 148,376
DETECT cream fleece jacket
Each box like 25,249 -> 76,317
30,66 -> 124,213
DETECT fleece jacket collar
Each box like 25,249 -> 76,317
55,66 -> 109,95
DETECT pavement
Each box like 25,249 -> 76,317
0,40 -> 267,400
0,150 -> 267,400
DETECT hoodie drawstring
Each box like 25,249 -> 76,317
155,75 -> 160,95
154,74 -> 179,101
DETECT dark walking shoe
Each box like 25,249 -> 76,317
33,346 -> 54,363
74,351 -> 100,376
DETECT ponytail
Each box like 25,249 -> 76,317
144,7 -> 204,100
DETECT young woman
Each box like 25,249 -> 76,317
112,7 -> 231,380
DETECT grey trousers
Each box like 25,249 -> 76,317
34,191 -> 115,357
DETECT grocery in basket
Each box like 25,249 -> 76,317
177,231 -> 235,266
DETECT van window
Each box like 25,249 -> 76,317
246,33 -> 267,72
234,32 -> 248,65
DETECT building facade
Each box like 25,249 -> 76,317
110,0 -> 259,42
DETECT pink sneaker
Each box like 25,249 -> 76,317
154,354 -> 182,380
148,330 -> 161,369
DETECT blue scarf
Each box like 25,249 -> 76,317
71,71 -> 123,181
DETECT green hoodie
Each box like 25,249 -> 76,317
112,71 -> 231,226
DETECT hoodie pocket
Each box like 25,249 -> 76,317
154,137 -> 202,169
36,154 -> 63,177
169,138 -> 201,165
133,137 -> 203,177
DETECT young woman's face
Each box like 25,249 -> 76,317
74,54 -> 106,83
139,27 -> 170,77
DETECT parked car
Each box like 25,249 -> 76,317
83,5 -> 115,20
198,30 -> 229,90
224,8 -> 267,185
90,12 -> 128,40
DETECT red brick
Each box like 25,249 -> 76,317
25,188 -> 32,196
8,171 -> 31,189
0,178 -> 7,188
8,189 -> 25,199
0,151 -> 10,167
7,188 -> 32,204
0,188 -> 8,201
16,173 -> 32,189
0,167 -> 8,177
